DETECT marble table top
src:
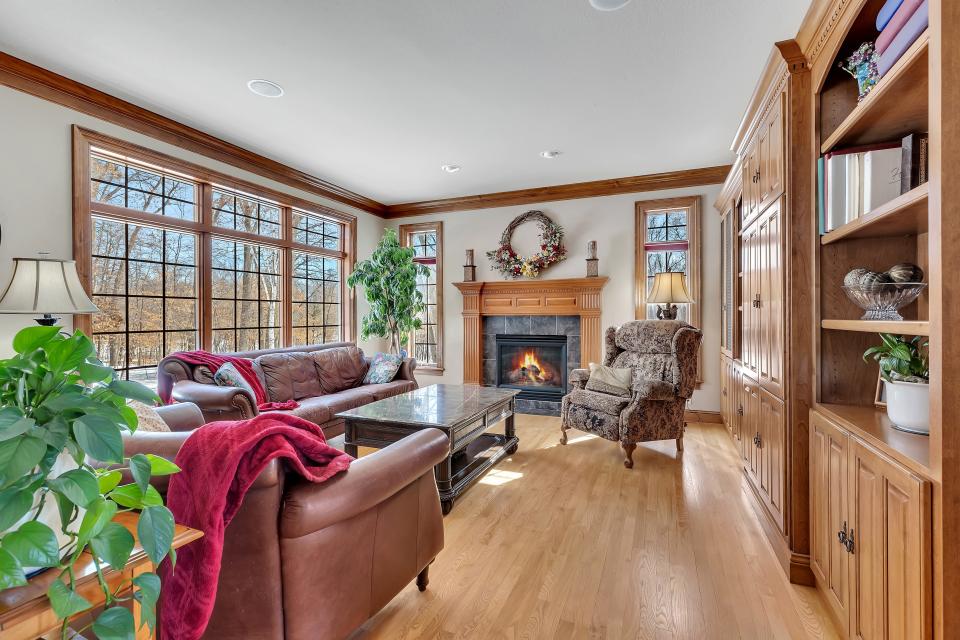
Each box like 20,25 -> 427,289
336,384 -> 519,428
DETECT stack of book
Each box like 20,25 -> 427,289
817,133 -> 928,235
875,0 -> 929,77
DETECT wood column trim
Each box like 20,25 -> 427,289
453,278 -> 609,385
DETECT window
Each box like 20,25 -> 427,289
400,222 -> 443,372
74,127 -> 356,382
635,196 -> 701,327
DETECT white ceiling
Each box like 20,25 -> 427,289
0,0 -> 810,205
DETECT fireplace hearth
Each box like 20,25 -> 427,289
495,334 -> 568,403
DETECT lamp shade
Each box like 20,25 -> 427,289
0,258 -> 98,314
648,272 -> 694,304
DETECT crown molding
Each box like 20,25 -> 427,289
0,51 -> 388,216
384,164 -> 732,218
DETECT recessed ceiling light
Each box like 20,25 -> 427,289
589,0 -> 631,10
441,164 -> 462,173
247,79 -> 284,98
540,150 -> 562,159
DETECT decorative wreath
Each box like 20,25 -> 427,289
486,210 -> 567,279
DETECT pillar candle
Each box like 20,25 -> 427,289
465,249 -> 474,266
587,241 -> 597,260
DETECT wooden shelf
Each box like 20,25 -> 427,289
821,319 -> 929,335
821,183 -> 929,244
815,402 -> 931,476
821,30 -> 929,154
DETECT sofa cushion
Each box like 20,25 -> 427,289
297,387 -> 376,417
360,380 -> 416,401
310,346 -> 368,394
285,396 -> 335,425
566,388 -> 630,416
255,352 -> 323,402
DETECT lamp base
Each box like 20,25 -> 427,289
656,304 -> 679,320
34,314 -> 60,326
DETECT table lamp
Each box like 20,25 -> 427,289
648,271 -> 693,320
0,257 -> 99,325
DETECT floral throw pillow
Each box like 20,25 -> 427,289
214,362 -> 257,399
363,352 -> 403,384
128,400 -> 171,433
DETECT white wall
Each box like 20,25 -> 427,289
0,85 -> 387,357
389,184 -> 723,412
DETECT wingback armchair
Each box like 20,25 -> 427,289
560,320 -> 702,468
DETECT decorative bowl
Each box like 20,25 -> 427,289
841,283 -> 927,321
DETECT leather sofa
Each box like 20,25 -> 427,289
158,342 -> 418,438
139,402 -> 448,640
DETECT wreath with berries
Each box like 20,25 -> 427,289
486,210 -> 567,279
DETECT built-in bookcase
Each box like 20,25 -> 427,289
814,0 -> 931,474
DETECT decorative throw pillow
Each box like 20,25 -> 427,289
363,353 -> 403,384
128,400 -> 171,433
585,363 -> 633,398
214,362 -> 257,399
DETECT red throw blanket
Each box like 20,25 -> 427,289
159,413 -> 352,640
159,350 -> 298,411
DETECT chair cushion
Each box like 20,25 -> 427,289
585,363 -> 632,397
255,352 -> 323,402
360,380 -> 416,401
310,346 -> 369,394
565,388 -> 630,416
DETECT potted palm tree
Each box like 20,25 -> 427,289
864,333 -> 930,435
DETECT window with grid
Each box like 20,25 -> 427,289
78,131 -> 356,384
291,252 -> 342,345
211,239 -> 282,352
90,217 -> 199,384
400,222 -> 443,371
635,196 -> 701,326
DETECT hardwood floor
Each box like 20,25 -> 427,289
350,416 -> 840,640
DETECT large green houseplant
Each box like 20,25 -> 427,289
347,229 -> 431,354
0,325 -> 180,639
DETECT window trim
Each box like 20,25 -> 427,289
72,126 -> 357,356
399,221 -> 444,374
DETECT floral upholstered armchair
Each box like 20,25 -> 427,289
560,320 -> 702,468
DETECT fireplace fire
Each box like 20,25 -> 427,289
495,334 -> 568,402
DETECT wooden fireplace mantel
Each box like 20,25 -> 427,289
453,277 -> 609,384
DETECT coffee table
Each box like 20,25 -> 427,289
336,384 -> 520,514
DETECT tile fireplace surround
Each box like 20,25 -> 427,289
453,277 -> 609,416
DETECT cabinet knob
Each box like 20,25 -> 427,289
845,529 -> 856,554
837,521 -> 848,545
737,405 -> 744,416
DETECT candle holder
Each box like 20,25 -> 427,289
586,240 -> 599,277
464,249 -> 476,281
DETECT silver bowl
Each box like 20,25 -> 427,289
841,283 -> 926,321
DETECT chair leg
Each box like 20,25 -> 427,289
677,436 -> 684,452
560,422 -> 568,445
417,564 -> 430,592
622,442 -> 636,469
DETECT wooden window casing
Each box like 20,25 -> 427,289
399,221 -> 443,373
72,126 -> 357,378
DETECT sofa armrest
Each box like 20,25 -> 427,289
570,368 -> 590,391
395,357 -> 418,386
154,402 -> 205,432
280,428 -> 449,538
171,380 -> 258,419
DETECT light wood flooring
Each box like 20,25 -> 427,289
350,416 -> 840,640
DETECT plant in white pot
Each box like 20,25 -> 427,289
0,325 -> 180,639
863,333 -> 930,435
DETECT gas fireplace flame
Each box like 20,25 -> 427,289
518,350 -> 549,384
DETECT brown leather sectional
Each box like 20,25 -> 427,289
135,402 -> 448,640
158,342 -> 418,438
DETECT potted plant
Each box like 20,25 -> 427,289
864,333 -> 930,435
348,229 -> 431,355
0,325 -> 180,639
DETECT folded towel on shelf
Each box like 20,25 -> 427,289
876,0 -> 924,55
877,0 -> 928,77
876,0 -> 904,31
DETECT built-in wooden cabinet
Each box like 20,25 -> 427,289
810,410 -> 931,640
759,93 -> 785,212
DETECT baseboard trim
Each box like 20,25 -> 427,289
789,552 -> 816,587
685,410 -> 722,424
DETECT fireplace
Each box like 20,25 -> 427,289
495,334 -> 568,403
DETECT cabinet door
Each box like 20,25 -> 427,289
720,358 -> 730,429
758,199 -> 784,397
742,138 -> 760,226
742,376 -> 761,480
810,411 -> 850,634
759,388 -> 785,532
760,92 -> 785,212
742,221 -> 760,377
849,440 -> 931,640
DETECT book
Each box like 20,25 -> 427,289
862,147 -> 902,213
817,157 -> 826,235
877,0 -> 928,77
845,153 -> 862,224
825,152 -> 849,232
876,0 -> 924,55
901,133 -> 929,193
877,0 -> 905,31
